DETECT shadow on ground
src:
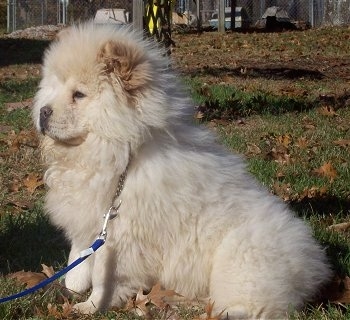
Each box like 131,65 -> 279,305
291,196 -> 350,277
291,196 -> 350,217
190,65 -> 325,81
0,207 -> 68,274
0,38 -> 49,67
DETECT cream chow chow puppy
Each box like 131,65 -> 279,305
33,23 -> 331,318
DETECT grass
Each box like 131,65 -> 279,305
215,108 -> 350,199
187,80 -> 316,119
290,304 -> 350,320
0,27 -> 349,319
0,78 -> 39,101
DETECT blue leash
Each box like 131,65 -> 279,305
0,237 -> 105,303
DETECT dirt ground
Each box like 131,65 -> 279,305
1,26 -> 350,103
171,28 -> 350,103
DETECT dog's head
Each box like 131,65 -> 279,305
33,23 -> 177,148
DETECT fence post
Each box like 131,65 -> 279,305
260,0 -> 265,18
13,0 -> 16,31
63,0 -> 67,25
196,0 -> 201,31
230,0 -> 236,31
7,0 -> 10,32
133,0 -> 144,32
309,0 -> 314,27
218,0 -> 225,33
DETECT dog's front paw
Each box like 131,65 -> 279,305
73,300 -> 98,314
64,272 -> 91,294
64,261 -> 92,294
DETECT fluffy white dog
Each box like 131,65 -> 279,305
33,23 -> 331,318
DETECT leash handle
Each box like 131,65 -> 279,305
0,238 -> 105,304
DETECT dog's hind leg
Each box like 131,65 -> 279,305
208,227 -> 295,319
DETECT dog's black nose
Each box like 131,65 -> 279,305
39,105 -> 53,134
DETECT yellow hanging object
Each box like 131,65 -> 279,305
146,1 -> 161,35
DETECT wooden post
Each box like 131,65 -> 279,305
196,0 -> 201,32
218,0 -> 225,33
309,0 -> 314,27
230,0 -> 236,31
133,0 -> 144,32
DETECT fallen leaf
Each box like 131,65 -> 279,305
327,222 -> 350,233
333,139 -> 350,147
134,287 -> 150,316
47,304 -> 59,318
123,296 -> 135,312
148,283 -> 180,309
275,170 -> 285,179
312,162 -> 338,182
276,134 -> 292,147
7,200 -> 33,210
125,284 -> 181,317
34,296 -> 73,318
60,299 -> 74,317
303,123 -> 316,130
266,145 -> 291,165
299,186 -> 328,201
245,143 -> 261,156
15,129 -> 40,148
5,129 -> 39,154
302,117 -> 316,130
318,105 -> 338,117
193,300 -> 225,320
46,297 -> 74,319
8,270 -> 46,289
8,178 -> 21,193
295,137 -> 309,149
41,264 -> 55,278
5,98 -> 33,112
272,182 -> 292,201
323,276 -> 350,304
23,173 -> 44,194
195,110 -> 205,119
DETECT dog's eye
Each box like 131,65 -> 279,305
73,91 -> 86,100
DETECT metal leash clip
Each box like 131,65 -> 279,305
98,200 -> 122,241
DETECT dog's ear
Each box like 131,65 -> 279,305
98,40 -> 151,92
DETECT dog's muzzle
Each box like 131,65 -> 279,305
39,105 -> 53,134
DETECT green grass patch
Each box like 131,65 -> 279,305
0,108 -> 32,130
0,78 -> 39,104
0,78 -> 39,130
290,303 -> 350,320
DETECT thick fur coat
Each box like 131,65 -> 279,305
33,24 -> 331,318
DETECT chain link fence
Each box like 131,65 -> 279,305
6,0 -> 350,32
175,0 -> 350,28
6,0 -> 133,32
